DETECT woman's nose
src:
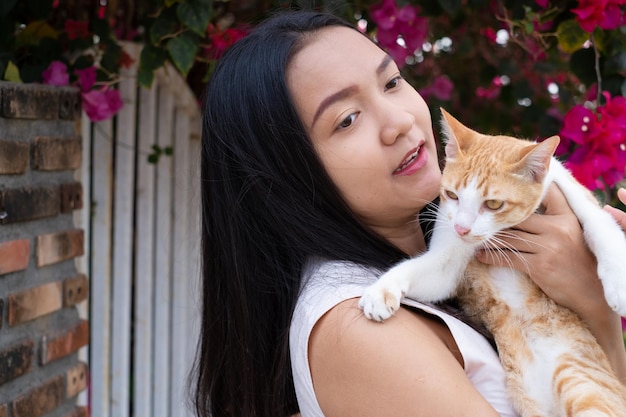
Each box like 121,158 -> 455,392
380,106 -> 415,145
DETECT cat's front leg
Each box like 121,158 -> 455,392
359,244 -> 474,321
359,258 -> 418,321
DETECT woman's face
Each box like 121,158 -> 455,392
288,26 -> 442,245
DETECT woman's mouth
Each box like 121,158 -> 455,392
393,145 -> 426,175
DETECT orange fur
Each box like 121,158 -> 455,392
442,109 -> 626,417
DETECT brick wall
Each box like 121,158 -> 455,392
0,82 -> 89,417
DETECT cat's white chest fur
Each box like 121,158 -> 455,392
487,267 -> 528,313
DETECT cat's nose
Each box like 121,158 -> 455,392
454,224 -> 471,236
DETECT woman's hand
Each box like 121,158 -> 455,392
604,188 -> 626,231
476,183 -> 626,381
476,184 -> 601,316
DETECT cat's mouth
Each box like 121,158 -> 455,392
394,145 -> 422,174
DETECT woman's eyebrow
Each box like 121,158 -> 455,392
377,55 -> 393,75
311,55 -> 393,127
311,85 -> 358,127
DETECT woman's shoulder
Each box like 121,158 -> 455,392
307,298 -> 504,416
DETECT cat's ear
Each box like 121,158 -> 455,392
440,108 -> 474,159
517,136 -> 560,182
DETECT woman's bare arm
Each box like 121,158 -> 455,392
308,298 -> 502,417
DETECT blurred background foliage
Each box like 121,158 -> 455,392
1,0 -> 625,202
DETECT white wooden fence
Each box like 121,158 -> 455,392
74,42 -> 201,417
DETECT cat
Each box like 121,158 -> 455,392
359,108 -> 626,417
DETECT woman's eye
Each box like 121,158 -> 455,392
337,113 -> 357,130
385,76 -> 402,91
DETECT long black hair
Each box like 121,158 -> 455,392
195,10 -> 416,417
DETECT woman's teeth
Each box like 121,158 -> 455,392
395,147 -> 420,172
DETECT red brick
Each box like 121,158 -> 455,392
41,320 -> 89,364
1,83 -> 60,120
60,182 -> 83,213
36,229 -> 84,267
63,274 -> 88,307
33,136 -> 82,171
64,406 -> 89,417
0,238 -> 30,275
0,140 -> 29,174
7,282 -> 63,326
58,90 -> 82,120
0,186 -> 59,224
12,375 -> 64,417
0,340 -> 34,385
66,362 -> 88,398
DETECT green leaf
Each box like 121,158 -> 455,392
0,0 -> 18,16
437,0 -> 461,16
556,19 -> 589,53
140,44 -> 168,72
137,67 -> 155,88
166,33 -> 198,76
569,48 -> 597,86
150,7 -> 179,45
4,60 -> 22,82
177,0 -> 212,36
605,50 -> 626,76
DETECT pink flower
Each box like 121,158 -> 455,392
205,25 -> 249,60
475,77 -> 502,100
571,0 -> 626,32
81,87 -> 124,122
420,75 -> 454,101
64,20 -> 90,40
535,0 -> 550,8
370,0 -> 428,67
480,27 -> 497,44
42,61 -> 70,86
75,66 -> 97,91
559,100 -> 626,190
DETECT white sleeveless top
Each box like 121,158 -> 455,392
289,257 -> 518,417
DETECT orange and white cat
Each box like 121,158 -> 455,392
359,109 -> 626,417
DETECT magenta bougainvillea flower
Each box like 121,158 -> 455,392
204,24 -> 249,60
81,87 -> 124,122
370,0 -> 428,67
64,20 -> 90,40
42,61 -> 122,121
420,75 -> 454,101
571,0 -> 626,32
42,61 -> 70,86
75,66 -> 97,91
558,96 -> 626,190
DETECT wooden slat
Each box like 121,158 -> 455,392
89,118 -> 114,417
74,113 -> 91,408
152,85 -> 174,417
110,42 -> 140,417
186,131 -> 202,396
170,107 -> 192,417
133,85 -> 158,417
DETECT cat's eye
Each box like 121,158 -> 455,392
445,190 -> 458,200
485,199 -> 504,210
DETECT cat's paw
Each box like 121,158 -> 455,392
358,283 -> 403,322
598,261 -> 626,317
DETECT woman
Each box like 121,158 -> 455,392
195,10 -> 626,417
